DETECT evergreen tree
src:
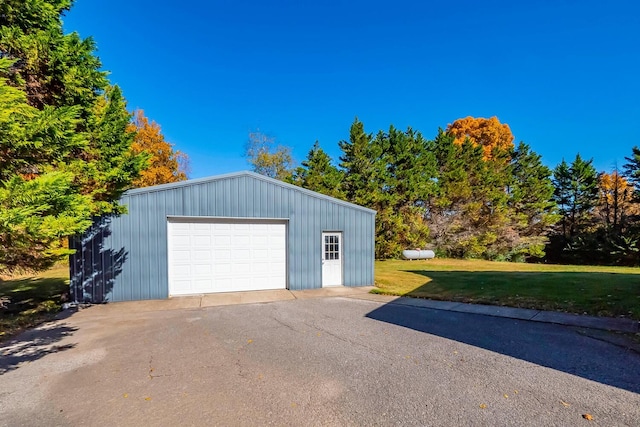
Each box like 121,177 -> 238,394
338,119 -> 391,257
549,154 -> 599,263
509,142 -> 559,258
623,146 -> 640,199
0,1 -> 146,272
338,118 -> 383,206
0,0 -> 107,112
428,130 -> 515,259
0,58 -> 91,272
379,126 -> 436,253
552,154 -> 599,239
292,141 -> 343,198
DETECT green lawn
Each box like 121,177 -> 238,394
374,259 -> 640,320
2,259 -> 639,341
0,264 -> 69,341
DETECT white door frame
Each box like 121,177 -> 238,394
321,231 -> 343,287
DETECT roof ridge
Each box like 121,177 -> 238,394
123,171 -> 377,215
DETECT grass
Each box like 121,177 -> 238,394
0,264 -> 69,342
373,258 -> 640,320
2,258 -> 639,341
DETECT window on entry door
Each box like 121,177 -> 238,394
324,234 -> 340,260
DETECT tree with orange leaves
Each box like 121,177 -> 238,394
446,116 -> 514,160
597,171 -> 636,232
127,110 -> 188,187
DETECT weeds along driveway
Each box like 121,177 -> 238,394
1,296 -> 639,426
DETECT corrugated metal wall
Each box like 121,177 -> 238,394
70,172 -> 376,302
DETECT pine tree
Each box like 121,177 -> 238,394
552,154 -> 599,239
338,119 -> 394,257
549,154 -> 599,263
0,58 -> 91,272
338,118 -> 382,206
427,129 -> 525,259
509,142 -> 559,258
292,141 -> 343,198
0,1 -> 146,272
379,126 -> 436,252
623,146 -> 640,199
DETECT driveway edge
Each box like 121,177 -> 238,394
349,293 -> 640,333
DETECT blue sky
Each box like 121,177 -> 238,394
64,0 -> 640,179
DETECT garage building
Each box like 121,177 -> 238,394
69,171 -> 376,302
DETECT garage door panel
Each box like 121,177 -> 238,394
270,250 -> 286,261
269,262 -> 285,273
251,224 -> 271,234
252,235 -> 269,246
231,261 -> 251,274
193,250 -> 211,260
193,236 -> 212,247
173,235 -> 191,246
235,235 -> 251,246
215,236 -> 232,246
172,250 -> 191,262
172,222 -> 190,231
173,265 -> 190,276
193,264 -> 212,275
193,279 -> 214,292
253,249 -> 269,260
215,263 -> 231,274
172,279 -> 191,292
168,220 -> 287,295
251,260 -> 270,274
230,248 -> 247,258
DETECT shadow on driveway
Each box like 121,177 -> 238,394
366,301 -> 640,394
0,312 -> 77,375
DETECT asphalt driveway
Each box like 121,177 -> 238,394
1,296 -> 639,426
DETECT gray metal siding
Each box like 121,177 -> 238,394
70,173 -> 375,302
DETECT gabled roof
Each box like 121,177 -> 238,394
124,170 -> 377,215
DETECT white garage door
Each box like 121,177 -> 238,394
167,218 -> 287,295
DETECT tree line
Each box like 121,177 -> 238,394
4,1 -> 639,273
0,0 -> 187,274
248,118 -> 640,265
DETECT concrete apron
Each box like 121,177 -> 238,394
81,286 -> 377,314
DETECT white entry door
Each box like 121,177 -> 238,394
322,232 -> 343,287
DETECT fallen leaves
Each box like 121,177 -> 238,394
479,404 -> 487,409
582,414 -> 593,421
560,400 -> 571,407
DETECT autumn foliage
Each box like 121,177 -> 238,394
446,116 -> 514,160
127,110 -> 188,187
597,171 -> 637,230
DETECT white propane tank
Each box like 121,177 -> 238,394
402,249 -> 435,260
